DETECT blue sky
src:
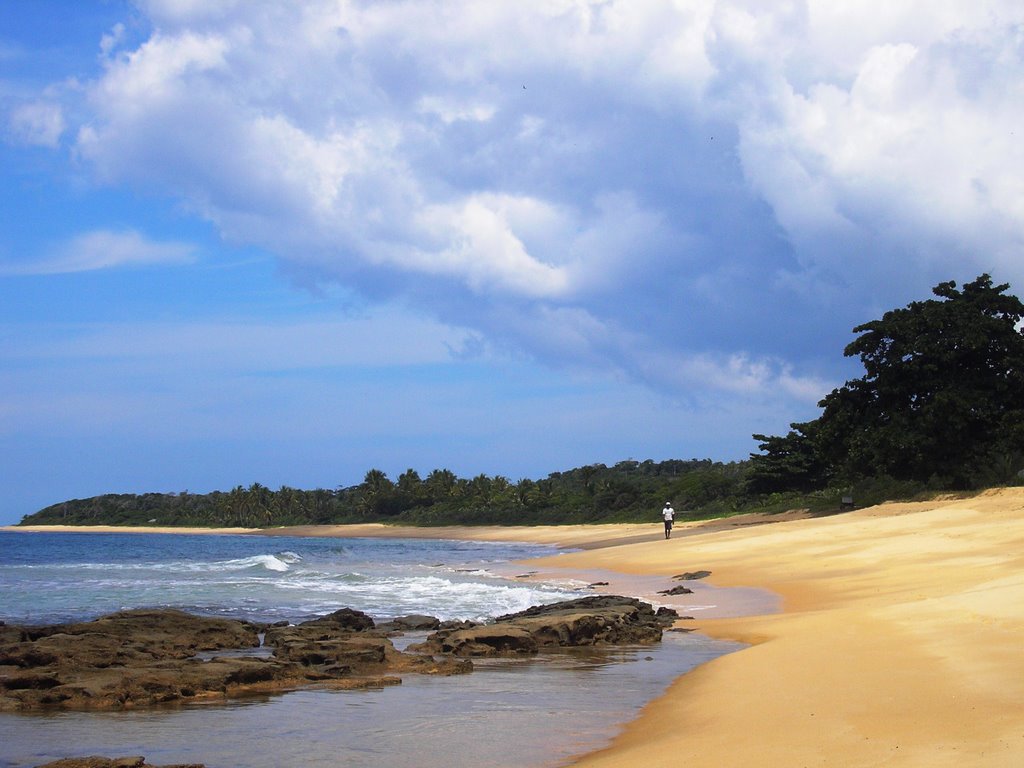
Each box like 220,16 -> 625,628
2,1 -> 1022,524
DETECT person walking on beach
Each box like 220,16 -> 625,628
662,502 -> 675,539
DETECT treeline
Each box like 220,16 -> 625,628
21,459 -> 762,528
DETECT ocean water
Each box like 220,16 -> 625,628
0,531 -> 581,626
0,531 -> 743,768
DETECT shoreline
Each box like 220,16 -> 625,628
0,507 -> 815,547
556,487 -> 1024,766
6,491 -> 1024,765
1,516 -> 784,621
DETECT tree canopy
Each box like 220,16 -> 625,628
19,458 -> 752,528
749,274 -> 1024,491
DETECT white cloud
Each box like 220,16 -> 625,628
720,1 -> 1024,284
89,29 -> 229,110
134,0 -> 246,26
100,23 -> 128,58
417,96 -> 496,125
8,101 -> 65,147
33,0 -> 1024,404
0,230 -> 197,275
410,195 -> 572,298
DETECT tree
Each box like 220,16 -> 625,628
746,422 -> 827,494
359,469 -> 400,516
397,468 -> 422,494
424,468 -> 459,500
247,483 -> 274,526
310,488 -> 335,522
361,469 -> 393,495
754,274 -> 1024,490
466,474 -> 493,502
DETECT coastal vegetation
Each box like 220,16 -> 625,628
747,274 -> 1024,495
18,274 -> 1024,529
19,459 -> 757,528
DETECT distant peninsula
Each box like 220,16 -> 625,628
19,458 -> 774,529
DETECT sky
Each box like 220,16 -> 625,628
1,1 -> 1022,524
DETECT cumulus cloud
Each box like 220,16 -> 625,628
718,1 -> 1024,285
0,230 -> 197,275
43,0 -> 1024,410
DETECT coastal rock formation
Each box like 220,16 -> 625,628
36,757 -> 204,768
375,614 -> 442,632
657,585 -> 694,595
263,609 -> 470,678
0,608 -> 467,712
410,596 -> 675,657
2,598 -> 672,711
0,609 -> 260,657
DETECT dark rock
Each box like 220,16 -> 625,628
415,625 -> 539,657
1,672 -> 62,690
270,634 -> 388,666
302,608 -> 375,631
657,585 -> 693,595
673,570 -> 712,581
0,645 -> 60,668
437,619 -> 478,631
35,758 -> 205,768
375,615 -> 441,632
0,608 -> 468,712
412,596 -> 667,657
655,607 -> 680,623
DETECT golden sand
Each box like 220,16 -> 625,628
7,490 -> 1024,765
537,489 -> 1024,767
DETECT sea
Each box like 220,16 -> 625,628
0,530 -> 743,768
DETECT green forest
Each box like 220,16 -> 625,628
19,274 -> 1024,529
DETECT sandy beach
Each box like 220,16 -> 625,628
536,488 -> 1024,767
8,489 -> 1024,765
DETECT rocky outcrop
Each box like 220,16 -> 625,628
410,596 -> 675,657
2,598 -> 675,711
657,585 -> 693,595
375,614 -> 442,632
0,609 -> 260,657
263,609 -> 470,679
0,609 -> 467,712
299,607 -> 376,632
36,757 -> 204,768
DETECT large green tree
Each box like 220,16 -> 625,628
751,274 -> 1024,490
746,421 -> 827,494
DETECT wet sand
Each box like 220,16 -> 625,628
4,508 -> 812,548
